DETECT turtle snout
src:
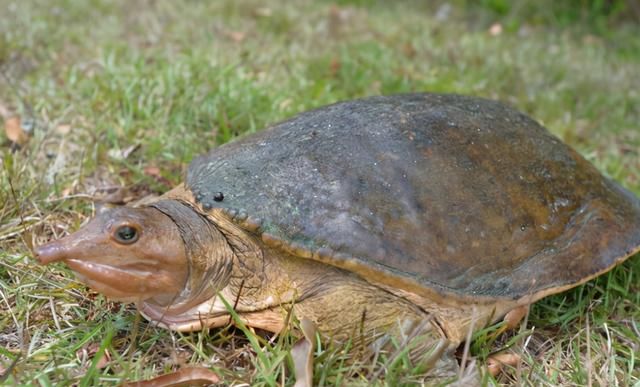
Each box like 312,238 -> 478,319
34,240 -> 69,265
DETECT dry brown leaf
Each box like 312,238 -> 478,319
56,124 -> 72,135
61,186 -> 74,197
0,102 -> 12,119
253,7 -> 272,17
144,165 -> 173,187
143,166 -> 161,177
122,367 -> 220,387
279,99 -> 293,111
107,144 -> 140,160
328,4 -> 353,25
402,42 -> 417,58
221,30 -> 246,43
489,23 -> 503,36
292,318 -> 317,387
95,352 -> 111,369
329,57 -> 341,77
76,342 -> 111,369
4,116 -> 29,146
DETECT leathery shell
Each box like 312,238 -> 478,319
187,93 -> 640,301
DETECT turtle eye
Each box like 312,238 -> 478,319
113,225 -> 139,244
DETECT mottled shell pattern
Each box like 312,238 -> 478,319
187,94 -> 640,301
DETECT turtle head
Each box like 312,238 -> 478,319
36,199 -> 239,330
34,205 -> 190,304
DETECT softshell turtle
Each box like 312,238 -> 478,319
35,94 -> 640,381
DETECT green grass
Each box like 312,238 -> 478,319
1,0 -> 639,385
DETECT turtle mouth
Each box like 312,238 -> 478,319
65,258 -> 177,302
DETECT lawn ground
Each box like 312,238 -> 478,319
1,1 -> 639,385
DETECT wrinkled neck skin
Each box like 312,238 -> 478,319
140,200 -> 236,319
140,196 -> 293,332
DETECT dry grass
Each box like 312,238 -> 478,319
1,0 -> 639,385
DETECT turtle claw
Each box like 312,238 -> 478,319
484,306 -> 528,378
487,305 -> 529,341
486,352 -> 521,378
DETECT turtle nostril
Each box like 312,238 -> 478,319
33,242 -> 67,265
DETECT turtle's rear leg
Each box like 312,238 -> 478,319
288,276 -> 475,384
